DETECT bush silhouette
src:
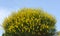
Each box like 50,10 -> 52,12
2,8 -> 56,36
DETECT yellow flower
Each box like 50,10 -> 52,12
8,25 -> 14,31
45,25 -> 49,28
35,18 -> 37,20
8,28 -> 11,32
30,26 -> 32,29
31,18 -> 33,20
28,29 -> 30,32
46,26 -> 48,28
40,29 -> 42,31
26,19 -> 29,23
21,24 -> 23,27
39,15 -> 41,17
15,25 -> 18,28
37,19 -> 39,22
22,29 -> 24,32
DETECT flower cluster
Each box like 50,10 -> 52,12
3,8 -> 56,36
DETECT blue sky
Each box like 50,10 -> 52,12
0,0 -> 60,36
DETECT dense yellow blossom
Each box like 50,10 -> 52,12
2,8 -> 56,36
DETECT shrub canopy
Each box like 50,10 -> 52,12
2,8 -> 56,36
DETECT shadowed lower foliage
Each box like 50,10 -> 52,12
2,8 -> 56,36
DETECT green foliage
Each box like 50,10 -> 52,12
2,8 -> 56,36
